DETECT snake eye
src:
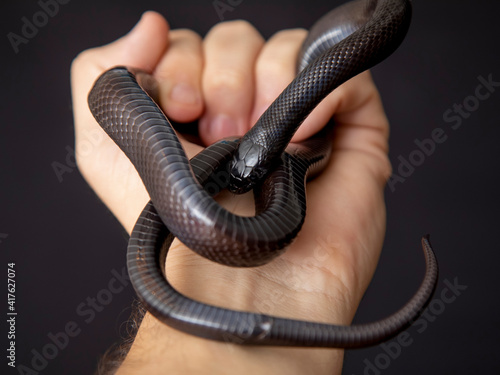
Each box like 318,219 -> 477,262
248,167 -> 266,187
254,167 -> 265,179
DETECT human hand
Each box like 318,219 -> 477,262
71,11 -> 391,375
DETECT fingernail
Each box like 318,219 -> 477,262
209,114 -> 239,140
169,82 -> 200,105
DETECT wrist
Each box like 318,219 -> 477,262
117,313 -> 344,375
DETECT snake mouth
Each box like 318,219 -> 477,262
228,174 -> 252,195
228,184 -> 250,195
228,160 -> 268,194
228,159 -> 252,194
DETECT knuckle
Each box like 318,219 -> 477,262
70,49 -> 91,74
271,28 -> 307,43
259,58 -> 291,76
209,19 -> 258,39
70,48 -> 101,79
71,48 -> 96,69
226,19 -> 256,34
170,28 -> 202,44
379,153 -> 393,181
367,147 -> 392,186
205,68 -> 248,94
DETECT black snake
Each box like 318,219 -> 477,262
88,0 -> 439,347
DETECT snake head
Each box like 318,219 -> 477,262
228,141 -> 267,194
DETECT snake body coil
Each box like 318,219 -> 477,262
88,0 -> 440,347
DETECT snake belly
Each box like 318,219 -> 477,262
88,0 -> 440,347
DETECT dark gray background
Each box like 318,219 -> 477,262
1,0 -> 499,374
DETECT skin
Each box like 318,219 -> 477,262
71,11 -> 392,375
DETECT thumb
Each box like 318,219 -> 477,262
71,11 -> 170,143
70,12 -> 170,233
71,11 -> 170,115
93,11 -> 170,72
